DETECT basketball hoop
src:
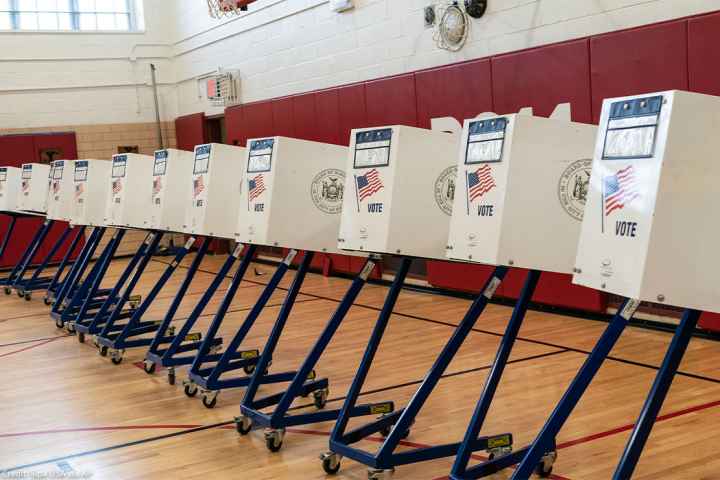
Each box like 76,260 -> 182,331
206,0 -> 254,19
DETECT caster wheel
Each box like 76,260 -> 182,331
368,468 -> 394,480
380,422 -> 411,439
313,388 -> 329,410
202,392 -> 218,409
16,290 -> 24,298
4,287 -> 12,295
168,326 -> 176,336
99,346 -> 109,357
167,368 -> 176,385
110,351 -> 124,365
183,382 -> 198,398
143,360 -> 156,374
320,453 -> 341,475
55,318 -> 64,329
243,363 -> 256,375
66,323 -> 76,334
24,292 -> 31,301
535,451 -> 557,478
235,416 -> 252,435
264,429 -> 285,453
78,332 -> 85,344
43,297 -> 52,306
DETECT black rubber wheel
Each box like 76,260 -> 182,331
78,332 -> 85,344
265,436 -> 282,453
536,464 -> 553,478
55,318 -> 64,329
24,293 -> 31,301
16,290 -> 23,298
243,363 -> 256,375
322,457 -> 340,475
202,394 -> 217,409
43,297 -> 52,306
184,384 -> 198,397
488,452 -> 495,461
236,419 -> 252,435
168,372 -> 176,385
143,362 -> 156,374
4,287 -> 12,295
99,346 -> 108,357
111,355 -> 123,365
313,392 -> 327,410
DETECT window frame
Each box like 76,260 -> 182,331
0,0 -> 141,32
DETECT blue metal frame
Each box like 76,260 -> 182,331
95,236 -> 195,354
0,214 -> 18,260
145,242 -> 252,376
508,298 -> 641,479
44,225 -> 86,303
239,256 -> 383,435
613,308 -> 702,479
14,223 -> 74,296
50,226 -> 106,317
328,260 -> 510,472
73,231 -> 161,338
58,228 -> 126,328
184,249 -> 305,397
8,219 -> 54,291
1,218 -> 52,289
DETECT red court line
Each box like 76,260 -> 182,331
0,336 -> 65,359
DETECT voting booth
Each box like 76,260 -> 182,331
105,153 -> 154,229
0,167 -> 22,212
574,90 -> 720,314
338,126 -> 458,258
73,160 -> 111,227
447,111 -> 597,273
147,149 -> 194,232
236,136 -> 349,252
186,143 -> 246,239
46,160 -> 76,221
18,163 -> 50,214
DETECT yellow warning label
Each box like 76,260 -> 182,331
129,294 -> 142,302
487,434 -> 511,449
369,403 -> 393,415
307,370 -> 317,380
241,350 -> 259,360
184,333 -> 202,342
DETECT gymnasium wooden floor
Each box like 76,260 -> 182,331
2,253 -> 719,479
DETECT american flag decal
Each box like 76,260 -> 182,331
112,179 -> 122,195
75,183 -> 83,198
467,165 -> 495,202
193,175 -> 205,197
355,169 -> 383,202
52,181 -> 60,194
153,176 -> 162,194
248,174 -> 266,201
22,180 -> 29,192
604,165 -> 640,216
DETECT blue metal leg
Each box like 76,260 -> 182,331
95,231 -> 164,339
45,225 -> 86,302
1,219 -> 51,288
16,223 -> 73,295
239,251 -> 314,404
51,227 -> 105,317
0,215 -> 18,260
11,219 -> 54,289
144,237 -> 211,369
240,256 -> 379,431
188,245 -> 287,389
450,270 -> 541,479
511,298 -> 642,479
613,308 -> 702,479
156,243 -> 248,369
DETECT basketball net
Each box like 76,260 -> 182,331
206,0 -> 246,19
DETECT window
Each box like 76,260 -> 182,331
0,0 -> 143,32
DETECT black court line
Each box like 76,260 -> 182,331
153,258 -> 720,385
1,348 -> 569,473
0,334 -> 71,348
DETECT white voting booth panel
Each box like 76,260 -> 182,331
447,111 -> 597,274
574,90 -> 720,313
105,153 -> 154,229
148,149 -> 194,232
0,167 -> 22,212
186,143 -> 246,239
18,163 -> 50,214
73,160 -> 111,227
46,160 -> 76,221
235,137 -> 349,253
338,126 -> 458,259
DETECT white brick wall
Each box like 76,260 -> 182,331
2,0 -> 720,129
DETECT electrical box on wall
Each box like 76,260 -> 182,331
185,143 -> 246,239
46,160 -> 76,222
447,111 -> 597,274
236,137 -> 354,254
338,126 -> 458,259
574,90 -> 720,314
147,149 -> 195,233
18,163 -> 50,215
330,0 -> 353,12
105,153 -> 154,229
73,160 -> 111,227
0,167 -> 22,213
